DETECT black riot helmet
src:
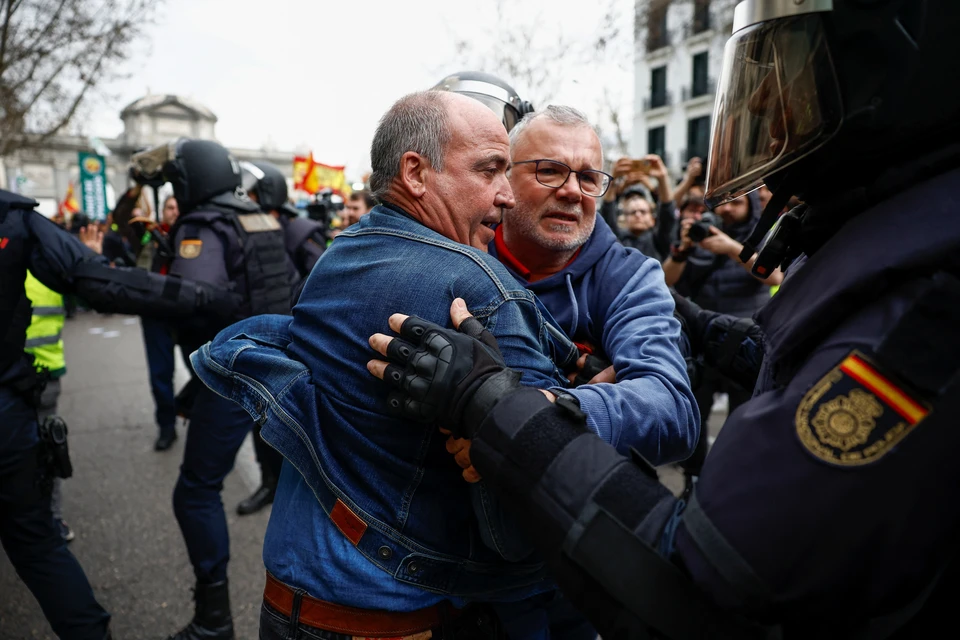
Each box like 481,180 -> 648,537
239,160 -> 299,217
705,0 -> 960,270
130,138 -> 244,213
432,71 -> 534,132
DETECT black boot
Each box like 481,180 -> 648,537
236,474 -> 277,516
167,580 -> 234,640
155,427 -> 178,451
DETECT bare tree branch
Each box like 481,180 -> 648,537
33,20 -> 121,144
0,0 -> 160,157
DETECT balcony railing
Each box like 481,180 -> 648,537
681,79 -> 716,102
643,90 -> 673,111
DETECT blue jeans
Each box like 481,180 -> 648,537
172,384 -> 253,583
0,390 -> 110,639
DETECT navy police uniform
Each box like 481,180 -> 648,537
0,189 -> 238,640
280,213 -> 325,278
136,140 -> 294,640
165,199 -> 292,580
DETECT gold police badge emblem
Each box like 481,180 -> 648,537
796,351 -> 931,466
179,239 -> 202,259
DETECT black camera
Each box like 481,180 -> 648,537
305,188 -> 345,239
687,211 -> 720,243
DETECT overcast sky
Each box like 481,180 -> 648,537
84,0 -> 635,182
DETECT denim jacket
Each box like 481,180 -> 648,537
192,205 -> 573,606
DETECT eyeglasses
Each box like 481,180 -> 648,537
512,159 -> 612,197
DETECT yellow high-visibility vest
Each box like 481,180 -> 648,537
24,271 -> 66,376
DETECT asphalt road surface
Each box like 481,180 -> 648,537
0,312 -> 268,640
0,310 -> 728,640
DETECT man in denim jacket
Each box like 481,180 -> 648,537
193,91 -> 582,639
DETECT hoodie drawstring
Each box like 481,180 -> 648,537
566,273 -> 579,337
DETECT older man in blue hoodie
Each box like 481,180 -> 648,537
490,105 -> 699,463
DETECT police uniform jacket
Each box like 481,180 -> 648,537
165,197 -> 293,351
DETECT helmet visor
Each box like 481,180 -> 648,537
130,141 -> 179,183
239,161 -> 264,195
463,93 -> 522,132
705,13 -> 842,206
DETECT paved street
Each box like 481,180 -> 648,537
0,309 -> 728,640
0,312 -> 268,640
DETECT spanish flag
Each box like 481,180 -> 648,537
59,182 -> 81,217
293,152 -> 351,197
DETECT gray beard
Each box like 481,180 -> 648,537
507,201 -> 595,252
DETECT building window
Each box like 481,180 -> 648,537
692,52 -> 709,97
686,116 -> 710,161
646,2 -> 670,52
650,66 -> 668,109
693,0 -> 711,34
647,126 -> 666,160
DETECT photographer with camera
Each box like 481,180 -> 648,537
663,192 -> 781,490
664,192 -> 782,297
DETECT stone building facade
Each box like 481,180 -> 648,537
0,94 -> 296,217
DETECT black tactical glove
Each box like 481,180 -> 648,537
670,288 -> 764,390
379,314 -> 522,440
571,353 -> 613,387
670,288 -> 715,357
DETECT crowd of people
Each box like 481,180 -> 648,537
2,1 -> 958,639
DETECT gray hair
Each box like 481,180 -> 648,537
509,105 -> 600,162
369,91 -> 451,200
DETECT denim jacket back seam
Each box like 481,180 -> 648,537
396,424 -> 433,533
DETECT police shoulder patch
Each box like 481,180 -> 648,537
795,351 -> 931,466
179,239 -> 202,259
237,213 -> 281,233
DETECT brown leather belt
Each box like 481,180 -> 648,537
263,572 -> 458,638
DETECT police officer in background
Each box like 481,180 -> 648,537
0,189 -> 240,640
128,139 -> 293,640
234,160 -> 325,516
369,1 -> 960,637
240,160 -> 326,278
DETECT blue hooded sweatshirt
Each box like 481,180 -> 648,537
491,216 -> 700,464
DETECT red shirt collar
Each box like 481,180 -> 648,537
493,225 -> 581,282
494,225 -> 532,280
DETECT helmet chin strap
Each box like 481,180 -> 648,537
737,185 -> 792,264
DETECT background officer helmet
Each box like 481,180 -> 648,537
432,71 -> 534,133
705,0 -> 960,209
130,138 -> 242,214
239,160 -> 299,217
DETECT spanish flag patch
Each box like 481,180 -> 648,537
179,239 -> 202,259
795,351 -> 931,466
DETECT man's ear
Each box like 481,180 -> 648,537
398,151 -> 429,198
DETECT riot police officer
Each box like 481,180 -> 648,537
128,138 -> 293,640
370,1 -> 960,637
235,160 -> 325,516
240,160 -> 326,278
0,189 -> 240,640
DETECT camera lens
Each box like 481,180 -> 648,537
688,222 -> 710,243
